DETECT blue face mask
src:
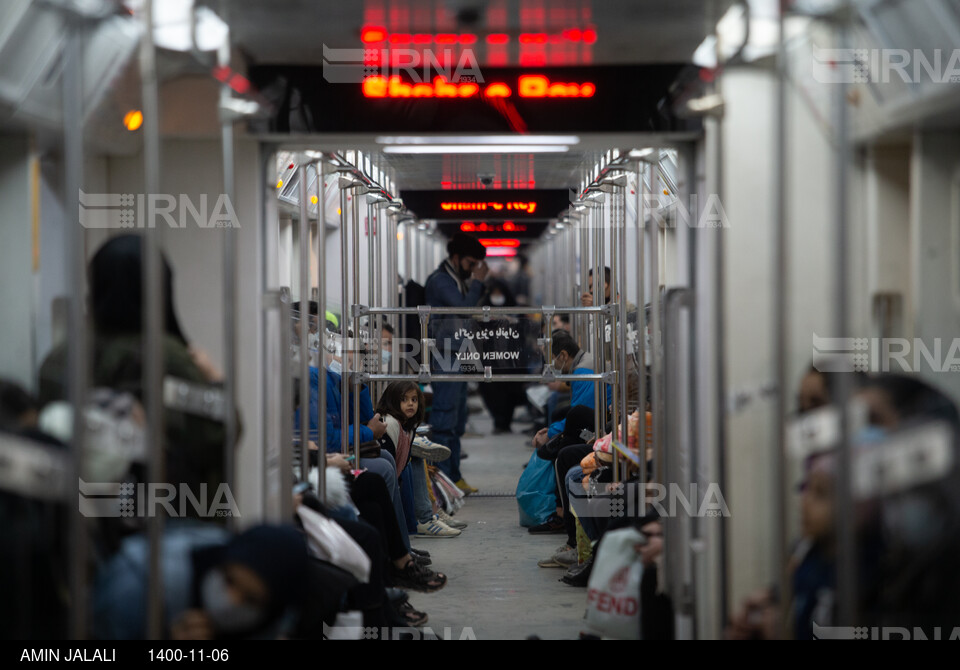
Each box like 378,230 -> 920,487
381,350 -> 391,367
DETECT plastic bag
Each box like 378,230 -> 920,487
585,526 -> 645,640
516,451 -> 558,527
296,504 -> 371,583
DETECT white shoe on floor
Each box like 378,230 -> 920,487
416,515 -> 462,538
436,508 -> 467,530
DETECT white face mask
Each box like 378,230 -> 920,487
201,569 -> 265,635
490,294 -> 506,306
329,359 -> 342,376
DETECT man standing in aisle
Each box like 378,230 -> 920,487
424,232 -> 489,494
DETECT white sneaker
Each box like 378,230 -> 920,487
436,509 -> 467,530
411,436 -> 451,462
416,515 -> 461,538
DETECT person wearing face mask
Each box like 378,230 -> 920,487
531,330 -> 611,451
94,523 -> 310,639
380,323 -> 394,371
477,278 -> 526,435
424,232 -> 489,494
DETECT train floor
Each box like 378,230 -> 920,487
411,395 -> 586,641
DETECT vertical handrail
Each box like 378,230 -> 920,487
592,206 -> 603,437
833,3 -> 857,628
617,182 -> 630,485
339,187 -> 350,455
773,0 -> 791,637
297,160 -> 311,484
682,142 -> 700,639
352,188 -> 362,464
315,160 -> 327,504
649,164 -> 664,491
140,0 -> 166,641
63,14 -> 88,641
218,32 -> 238,530
635,166 -> 648,493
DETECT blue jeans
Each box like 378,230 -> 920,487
360,451 -> 411,552
399,464 -> 418,534
410,457 -> 435,524
430,380 -> 468,482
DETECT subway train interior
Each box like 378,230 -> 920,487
3,0 -> 960,645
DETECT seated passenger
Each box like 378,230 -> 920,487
531,330 -> 611,450
94,523 -> 308,640
376,381 -> 465,538
37,235 -> 230,525
296,358 -> 413,554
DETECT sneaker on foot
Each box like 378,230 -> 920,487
455,479 -> 479,495
436,508 -> 467,529
528,513 -> 564,534
411,436 -> 451,462
552,547 -> 577,567
538,556 -> 566,568
416,515 -> 461,538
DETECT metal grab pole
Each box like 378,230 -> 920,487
63,15 -> 88,641
140,0 -> 165,641
592,206 -> 603,437
834,5 -> 856,628
352,190 -> 362,464
218,34 -> 238,530
608,189 -> 620,484
773,0 -> 790,636
339,187 -> 350,455
618,183 -> 630,485
298,160 -> 311,483
316,160 -> 327,503
649,164 -> 664,489
367,201 -> 377,400
635,165 -> 648,492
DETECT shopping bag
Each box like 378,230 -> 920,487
296,504 -> 371,583
584,526 -> 644,640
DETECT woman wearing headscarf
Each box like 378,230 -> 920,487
38,234 -> 230,526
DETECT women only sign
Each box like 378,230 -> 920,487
447,321 -> 540,373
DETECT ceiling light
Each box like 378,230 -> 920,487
376,135 -> 580,146
382,145 -> 570,155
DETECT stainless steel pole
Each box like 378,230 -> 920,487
773,0 -> 791,636
63,15 -> 88,641
339,187 -> 350,455
833,4 -> 856,628
635,165 -> 648,492
140,0 -> 165,640
316,160 -> 327,504
297,160 -> 310,484
352,190 -> 362,464
218,33 -> 238,530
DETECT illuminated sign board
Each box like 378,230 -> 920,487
248,65 -> 700,134
479,238 -> 521,247
361,75 -> 596,99
403,190 -> 568,221
460,222 -> 527,232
